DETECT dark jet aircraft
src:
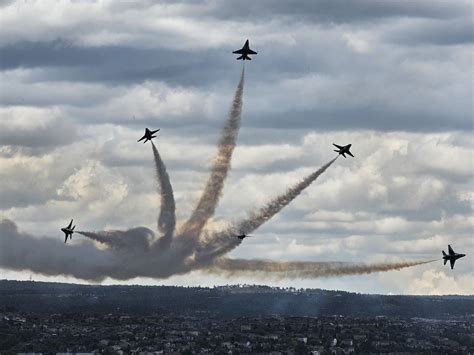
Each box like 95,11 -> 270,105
138,128 -> 160,143
61,219 -> 75,243
442,245 -> 466,269
233,39 -> 257,60
235,233 -> 253,240
333,143 -> 354,158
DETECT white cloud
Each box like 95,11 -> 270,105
407,270 -> 474,295
342,32 -> 372,53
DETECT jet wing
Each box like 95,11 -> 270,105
67,219 -> 73,228
233,49 -> 244,54
333,144 -> 344,149
137,135 -> 146,142
247,49 -> 257,54
347,151 -> 354,157
450,259 -> 455,269
448,245 -> 455,255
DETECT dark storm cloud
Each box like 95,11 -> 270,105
0,39 -> 231,86
203,0 -> 466,23
245,108 -> 471,133
142,0 -> 468,23
387,20 -> 474,46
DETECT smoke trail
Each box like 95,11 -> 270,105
234,157 -> 337,235
77,227 -> 154,252
180,68 -> 245,238
0,220 -> 117,281
151,141 -> 176,247
206,258 -> 437,279
196,157 -> 339,261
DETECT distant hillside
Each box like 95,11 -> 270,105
0,280 -> 472,320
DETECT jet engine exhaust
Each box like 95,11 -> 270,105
180,67 -> 245,239
235,157 -> 337,235
206,258 -> 438,279
151,141 -> 176,248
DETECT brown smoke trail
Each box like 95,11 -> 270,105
180,67 -> 245,238
206,258 -> 437,279
151,141 -> 176,248
234,157 -> 338,235
192,158 -> 339,261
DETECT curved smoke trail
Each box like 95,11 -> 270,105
180,67 -> 245,239
207,258 -> 438,279
151,141 -> 176,247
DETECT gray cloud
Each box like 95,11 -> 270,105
0,0 -> 15,8
0,39 -> 231,86
199,0 -> 467,23
387,19 -> 474,46
0,116 -> 77,149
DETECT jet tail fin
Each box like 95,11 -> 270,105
236,55 -> 244,60
442,250 -> 447,257
443,258 -> 447,265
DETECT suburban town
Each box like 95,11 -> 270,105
1,311 -> 473,354
1,281 -> 472,353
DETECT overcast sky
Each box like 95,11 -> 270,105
0,0 -> 472,295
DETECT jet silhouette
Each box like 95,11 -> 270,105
233,40 -> 257,60
61,219 -> 75,243
138,128 -> 160,143
333,143 -> 354,158
442,245 -> 466,269
235,233 -> 253,240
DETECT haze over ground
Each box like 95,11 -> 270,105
0,0 -> 472,294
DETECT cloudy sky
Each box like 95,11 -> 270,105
0,0 -> 472,295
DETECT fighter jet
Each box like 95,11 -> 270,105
233,39 -> 257,60
442,245 -> 466,270
333,143 -> 354,158
235,233 -> 253,240
137,128 -> 160,143
61,219 -> 75,243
